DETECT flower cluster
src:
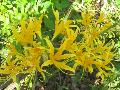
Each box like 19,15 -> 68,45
0,10 -> 115,82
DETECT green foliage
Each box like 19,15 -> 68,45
51,0 -> 70,10
116,0 -> 120,8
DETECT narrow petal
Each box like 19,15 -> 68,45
41,60 -> 53,68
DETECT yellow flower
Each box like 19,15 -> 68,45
97,12 -> 105,23
52,10 -> 73,40
0,57 -> 23,82
18,44 -> 46,79
41,38 -> 75,73
12,15 -> 43,46
81,11 -> 93,26
73,31 -> 114,77
66,28 -> 79,42
73,48 -> 95,73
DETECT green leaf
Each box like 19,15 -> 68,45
52,0 -> 69,10
43,13 -> 54,30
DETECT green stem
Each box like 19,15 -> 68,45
80,69 -> 85,80
32,71 -> 37,90
16,77 -> 20,90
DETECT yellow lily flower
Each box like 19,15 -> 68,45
12,15 -> 43,46
18,44 -> 46,79
97,12 -> 105,23
52,10 -> 73,40
41,38 -> 75,73
0,58 -> 23,82
81,11 -> 93,26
